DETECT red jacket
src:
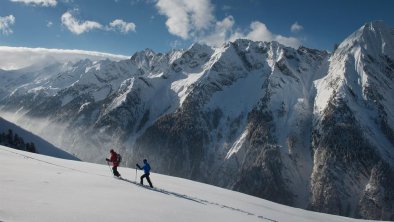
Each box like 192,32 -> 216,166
109,152 -> 119,167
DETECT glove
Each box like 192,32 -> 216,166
106,158 -> 109,161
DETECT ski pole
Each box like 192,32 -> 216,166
135,167 -> 137,183
106,161 -> 113,176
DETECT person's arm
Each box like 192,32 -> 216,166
136,163 -> 142,170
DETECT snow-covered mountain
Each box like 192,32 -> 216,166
0,21 -> 393,220
0,146 -> 386,222
310,21 -> 394,219
0,117 -> 79,160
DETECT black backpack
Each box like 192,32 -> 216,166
117,153 -> 122,164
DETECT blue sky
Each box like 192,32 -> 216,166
1,0 -> 394,56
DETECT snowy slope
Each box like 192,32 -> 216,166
0,146 -> 383,222
0,117 -> 78,160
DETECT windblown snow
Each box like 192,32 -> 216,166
0,117 -> 78,161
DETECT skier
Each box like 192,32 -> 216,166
106,149 -> 121,177
136,159 -> 153,188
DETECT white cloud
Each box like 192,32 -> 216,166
291,22 -> 303,33
155,0 -> 214,39
61,11 -> 103,35
243,22 -> 274,42
199,16 -> 235,46
275,35 -> 302,48
0,15 -> 16,35
154,0 -> 302,49
109,19 -> 136,33
228,21 -> 301,48
199,19 -> 301,48
61,11 -> 137,35
0,46 -> 129,70
10,0 -> 57,7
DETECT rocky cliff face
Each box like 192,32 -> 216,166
0,21 -> 393,220
310,21 -> 394,219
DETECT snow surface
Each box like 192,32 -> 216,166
171,71 -> 205,106
226,129 -> 248,159
0,146 -> 384,222
206,69 -> 263,119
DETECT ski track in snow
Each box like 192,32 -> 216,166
1,148 -> 107,178
2,148 -> 277,222
117,178 -> 278,222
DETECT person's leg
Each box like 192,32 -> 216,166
117,167 -> 121,177
146,174 -> 153,188
140,174 -> 146,185
113,166 -> 120,177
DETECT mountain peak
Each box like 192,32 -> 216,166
130,48 -> 157,61
187,42 -> 214,54
363,20 -> 389,31
142,48 -> 156,56
337,21 -> 394,58
360,21 -> 393,40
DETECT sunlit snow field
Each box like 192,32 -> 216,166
0,146 -> 382,222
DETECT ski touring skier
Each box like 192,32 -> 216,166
106,149 -> 121,178
136,159 -> 153,188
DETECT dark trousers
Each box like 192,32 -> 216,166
112,166 -> 121,177
140,173 -> 153,188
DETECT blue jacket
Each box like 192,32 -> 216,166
143,163 -> 151,174
138,163 -> 151,174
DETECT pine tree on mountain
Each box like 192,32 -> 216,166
14,133 -> 26,151
0,129 -> 36,153
19,137 -> 25,151
31,143 -> 36,153
6,129 -> 13,146
25,143 -> 30,152
13,133 -> 22,150
26,142 -> 37,153
0,132 -> 5,145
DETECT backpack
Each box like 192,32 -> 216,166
117,153 -> 122,164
